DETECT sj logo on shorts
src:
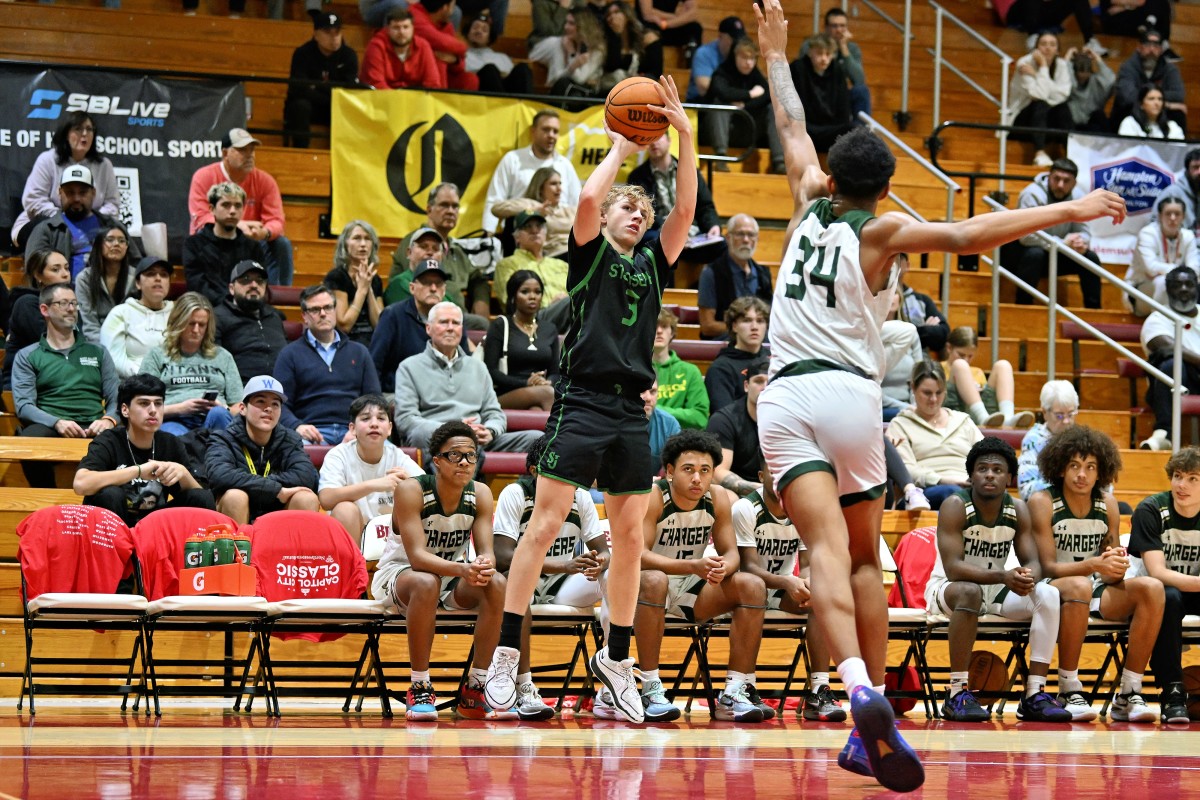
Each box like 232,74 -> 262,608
543,450 -> 560,470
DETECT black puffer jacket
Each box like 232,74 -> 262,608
213,297 -> 289,383
205,415 -> 318,507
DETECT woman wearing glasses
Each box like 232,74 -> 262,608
76,226 -> 136,344
101,257 -> 175,378
1015,380 -> 1081,501
2,249 -> 70,390
10,112 -> 121,251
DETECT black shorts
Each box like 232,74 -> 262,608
539,384 -> 651,495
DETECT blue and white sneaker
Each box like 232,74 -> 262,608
640,678 -> 681,722
714,682 -> 765,723
837,727 -> 873,777
849,686 -> 925,793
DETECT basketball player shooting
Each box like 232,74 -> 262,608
484,75 -> 698,723
753,0 -> 1125,791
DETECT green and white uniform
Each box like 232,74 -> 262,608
732,490 -> 803,610
651,477 -> 714,620
926,489 -> 1019,614
1044,486 -> 1112,612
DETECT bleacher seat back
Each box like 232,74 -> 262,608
133,507 -> 241,600
17,505 -> 135,599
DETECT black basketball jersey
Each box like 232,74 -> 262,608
558,228 -> 673,395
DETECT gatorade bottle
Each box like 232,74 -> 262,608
198,531 -> 216,567
213,528 -> 237,566
232,530 -> 252,566
183,531 -> 204,569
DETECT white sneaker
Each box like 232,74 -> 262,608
1057,690 -> 1098,722
1033,150 -> 1054,168
589,647 -> 644,723
1083,37 -> 1109,57
1110,690 -> 1157,723
1140,429 -> 1171,451
903,484 -> 931,512
484,645 -> 520,711
1004,410 -> 1036,429
593,688 -> 619,719
515,681 -> 555,721
981,411 -> 1006,428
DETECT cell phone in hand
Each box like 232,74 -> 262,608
203,390 -> 219,402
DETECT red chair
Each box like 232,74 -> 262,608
16,505 -> 148,714
283,320 -> 303,341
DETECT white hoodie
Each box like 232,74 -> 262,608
100,297 -> 174,378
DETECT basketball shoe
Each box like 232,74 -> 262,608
848,686 -> 925,792
1110,690 -> 1156,723
744,683 -> 776,720
457,678 -> 519,720
1056,690 -> 1098,722
837,727 -> 873,777
1160,682 -> 1190,724
714,682 -> 765,723
515,681 -> 555,721
941,688 -> 990,722
484,644 -> 520,711
802,684 -> 848,721
593,688 -> 619,719
406,680 -> 439,722
588,647 -> 645,723
640,677 -> 681,722
1015,691 -> 1072,722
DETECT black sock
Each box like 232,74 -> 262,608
607,624 -> 633,662
498,611 -> 524,651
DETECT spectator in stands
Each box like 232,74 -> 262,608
1016,379 -> 1080,499
528,0 -> 573,47
483,111 -> 582,234
73,373 -> 215,527
627,130 -> 720,242
643,378 -> 680,476
188,129 -> 293,286
140,292 -> 240,436
800,8 -> 871,117
484,270 -> 560,411
493,167 -> 575,259
652,308 -> 708,430
456,0 -> 511,38
1112,29 -> 1186,133
886,360 -> 984,509
275,285 -> 381,446
372,260 -> 456,395
994,0 -> 1106,56
2,250 -> 69,390
326,220 -> 384,348
318,393 -> 424,538
493,211 -> 570,329
1125,197 -> 1198,316
1066,47 -> 1115,133
75,226 -> 134,345
707,358 -> 766,496
1118,85 -> 1185,139
25,165 -> 139,280
686,15 -> 743,102
206,374 -> 320,524
1099,0 -> 1174,50
1003,158 -> 1103,309
183,182 -> 262,307
529,8 -> 605,95
359,0 -> 406,28
790,34 -> 854,155
361,8 -> 444,90
100,256 -> 174,379
1008,31 -> 1073,168
284,12 -> 360,150
705,296 -> 768,412
11,112 -> 120,252
1139,266 -> 1200,451
882,289 -> 923,421
1161,148 -> 1200,238
895,254 -> 950,354
12,283 -> 119,488
411,0 -> 480,91
635,0 -> 701,67
394,301 -> 540,453
697,214 -> 770,340
705,37 -> 783,174
463,9 -> 534,94
387,184 -> 490,328
598,1 -> 660,88
215,260 -> 289,383
942,326 -> 1035,429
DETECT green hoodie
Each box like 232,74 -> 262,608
654,350 -> 710,430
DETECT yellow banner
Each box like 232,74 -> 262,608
330,88 -> 692,238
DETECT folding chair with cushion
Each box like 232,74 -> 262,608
132,506 -> 271,716
16,505 -> 149,714
247,510 -> 389,716
881,531 -> 941,718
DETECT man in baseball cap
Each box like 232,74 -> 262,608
686,15 -> 746,101
205,373 -> 320,524
371,258 -> 458,394
285,10 -> 359,149
214,260 -> 289,383
24,165 -> 140,278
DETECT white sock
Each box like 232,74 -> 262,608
949,671 -> 969,694
873,684 -> 886,695
1058,669 -> 1082,694
412,669 -> 430,683
811,672 -> 831,691
642,669 -> 661,684
836,658 -> 870,696
1026,674 -> 1047,697
726,670 -> 750,693
746,673 -> 758,686
517,672 -> 532,687
1120,669 -> 1143,695
999,399 -> 1015,419
470,667 -> 488,684
968,401 -> 990,424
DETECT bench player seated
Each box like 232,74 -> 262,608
925,437 -> 1072,722
1029,425 -> 1163,723
733,453 -> 845,723
371,420 -> 514,721
633,430 -> 769,723
491,435 -> 610,721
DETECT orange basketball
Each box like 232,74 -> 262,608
968,650 -> 1009,701
1182,664 -> 1200,719
604,76 -> 669,146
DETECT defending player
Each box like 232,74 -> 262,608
492,435 -> 610,721
631,430 -> 768,723
371,421 -> 513,721
1030,425 -> 1163,722
733,453 -> 846,723
485,74 -> 698,723
753,0 -> 1124,789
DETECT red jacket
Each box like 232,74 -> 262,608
409,3 -> 479,91
360,28 -> 444,90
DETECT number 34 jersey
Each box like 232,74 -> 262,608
768,198 -> 896,382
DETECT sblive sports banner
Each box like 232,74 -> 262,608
0,65 -> 245,256
1067,133 -> 1191,265
329,88 -> 695,237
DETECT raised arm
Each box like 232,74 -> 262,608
652,75 -> 697,265
574,127 -> 644,245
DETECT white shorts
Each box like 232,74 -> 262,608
664,574 -> 706,620
926,578 -> 1010,616
371,562 -> 469,615
758,370 -> 886,503
536,571 -> 606,607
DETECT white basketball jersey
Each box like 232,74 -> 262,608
768,198 -> 896,382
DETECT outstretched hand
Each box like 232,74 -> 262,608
1076,188 -> 1127,226
649,74 -> 691,138
754,0 -> 789,61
